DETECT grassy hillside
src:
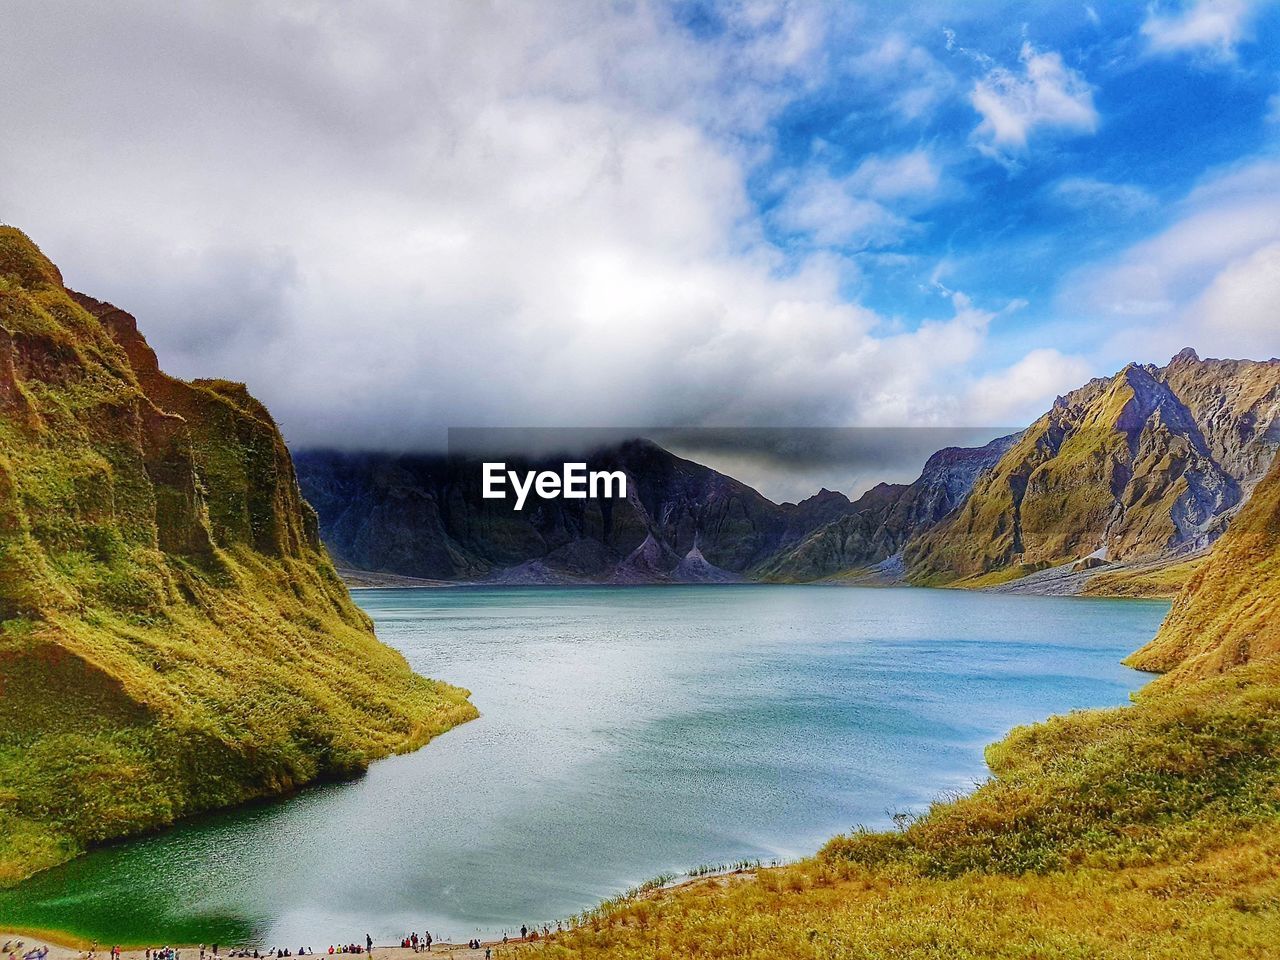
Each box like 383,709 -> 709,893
0,228 -> 476,885
530,455 -> 1280,958
1127,454 -> 1280,682
1079,555 -> 1207,599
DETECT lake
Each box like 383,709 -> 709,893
0,586 -> 1167,946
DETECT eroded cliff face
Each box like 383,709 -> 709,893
1127,450 -> 1280,684
756,435 -> 1017,582
904,351 -> 1280,585
0,228 -> 475,884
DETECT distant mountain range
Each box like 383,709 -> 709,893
296,348 -> 1280,594
294,440 -> 857,583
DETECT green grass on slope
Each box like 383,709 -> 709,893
0,547 -> 477,884
530,660 -> 1280,959
1080,556 -> 1206,599
0,227 -> 477,885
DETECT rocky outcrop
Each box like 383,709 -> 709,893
756,435 -> 1016,581
0,227 -> 475,884
905,351 -> 1280,586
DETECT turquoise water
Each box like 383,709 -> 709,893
0,586 -> 1167,946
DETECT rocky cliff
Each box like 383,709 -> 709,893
905,350 -> 1280,587
295,441 -> 857,583
0,228 -> 475,884
756,434 -> 1016,581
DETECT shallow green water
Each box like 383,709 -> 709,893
0,586 -> 1166,946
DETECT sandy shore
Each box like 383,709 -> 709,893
0,937 -> 535,960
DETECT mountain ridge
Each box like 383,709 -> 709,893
294,439 -> 858,584
301,346 -> 1280,593
903,349 -> 1280,588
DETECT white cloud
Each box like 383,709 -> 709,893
965,348 -> 1094,424
970,42 -> 1098,150
773,149 -> 940,246
0,0 -> 1025,447
848,150 -> 942,200
1193,241 -> 1280,355
846,34 -> 956,121
1064,159 -> 1280,362
772,172 -> 908,247
1141,0 -> 1259,59
1051,176 -> 1157,215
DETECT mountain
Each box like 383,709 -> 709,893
905,350 -> 1280,587
1126,447 -> 1280,684
0,228 -> 475,884
294,441 -> 857,583
298,352 -> 1279,593
757,434 -> 1016,581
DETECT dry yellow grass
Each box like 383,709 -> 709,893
514,461 -> 1280,958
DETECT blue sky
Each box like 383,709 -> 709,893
1,0 -> 1278,457
727,0 -> 1280,368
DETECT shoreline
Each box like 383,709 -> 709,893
339,566 -> 1188,598
1,933 -> 532,959
0,869 -> 761,955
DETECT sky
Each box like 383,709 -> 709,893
2,0 -> 1279,495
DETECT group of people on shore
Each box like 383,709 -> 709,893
14,920 -> 562,960
3,939 -> 47,960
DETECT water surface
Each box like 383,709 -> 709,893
0,586 -> 1166,945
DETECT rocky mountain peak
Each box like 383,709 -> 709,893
907,347 -> 1280,585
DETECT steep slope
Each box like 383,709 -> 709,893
906,351 -> 1280,586
757,434 -> 1016,581
1127,449 -> 1280,683
294,442 -> 856,583
0,228 -> 475,884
